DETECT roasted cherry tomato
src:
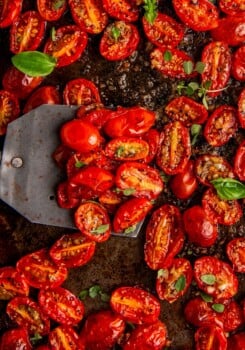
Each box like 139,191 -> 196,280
0,266 -> 29,300
79,310 -> 126,349
52,143 -> 74,170
165,96 -> 208,127
60,119 -> 102,153
151,47 -> 197,79
98,188 -> 123,214
68,0 -> 108,34
23,85 -> 62,114
37,0 -> 67,21
76,105 -> 112,129
142,12 -> 184,49
234,139 -> 245,181
183,205 -> 218,247
211,14 -> 245,46
144,204 -> 185,270
56,181 -> 80,209
228,332 -> 245,350
222,299 -> 244,332
49,326 -> 84,350
103,106 -> 156,138
6,296 -> 50,335
123,321 -> 167,350
44,25 -> 88,67
238,88 -> 245,128
156,258 -> 193,303
218,0 -> 245,15
100,21 -> 140,61
105,137 -> 150,161
74,201 -> 111,242
0,327 -> 32,350
10,11 -> 46,53
102,0 -> 139,22
16,248 -> 68,289
170,160 -> 198,200
194,256 -> 238,300
38,287 -> 84,325
49,232 -> 96,268
156,121 -> 191,175
0,90 -> 20,135
232,45 -> 245,81
172,0 -> 219,31
141,128 -> 160,163
226,237 -> 245,273
0,0 -> 22,28
202,188 -> 242,225
63,78 -> 101,105
113,197 -> 153,233
195,325 -> 227,350
201,41 -> 232,97
110,286 -> 161,324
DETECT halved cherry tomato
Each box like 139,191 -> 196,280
16,248 -> 68,289
63,78 -> 101,105
98,188 -> 123,214
170,160 -> 198,200
105,137 -> 149,161
56,181 -> 80,209
49,232 -> 96,268
123,320 -> 167,350
165,96 -> 208,127
156,121 -> 191,175
68,0 -> 108,34
79,310 -> 126,349
38,287 -> 84,325
49,325 -> 84,350
142,12 -> 184,49
194,325 -> 227,350
218,0 -> 245,15
141,128 -> 160,163
232,45 -> 245,81
194,256 -> 238,300
226,237 -> 245,273
0,0 -> 22,28
228,332 -> 245,350
102,0 -> 139,22
74,201 -> 111,242
44,25 -> 88,67
156,258 -> 193,303
211,14 -> 245,46
115,161 -> 163,200
202,188 -> 242,225
0,90 -> 20,135
110,286 -> 161,324
37,0 -> 67,21
6,296 -> 50,335
0,266 -> 29,300
234,139 -> 245,181
222,299 -> 244,332
0,327 -> 32,350
144,204 -> 185,270
201,41 -> 232,97
10,11 -> 46,53
100,21 -> 140,61
238,88 -> 245,128
172,0 -> 219,31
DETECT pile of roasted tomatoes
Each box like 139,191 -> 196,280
0,0 -> 245,349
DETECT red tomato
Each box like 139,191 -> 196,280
122,321 -> 167,350
52,143 -> 74,170
63,78 -> 101,105
49,326 -> 84,350
165,96 -> 208,127
194,325 -> 227,350
202,188 -> 242,225
226,237 -> 245,273
6,296 -> 50,335
238,88 -> 245,128
16,248 -> 68,289
234,139 -> 245,181
100,21 -> 140,61
172,0 -> 219,31
23,85 -> 62,114
228,332 -> 245,350
49,232 -> 96,268
218,0 -> 245,15
79,310 -> 126,349
211,14 -> 245,46
60,119 -> 102,153
0,0 -> 22,28
156,258 -> 193,303
0,327 -> 32,350
115,161 -> 163,200
232,45 -> 245,81
105,137 -> 150,161
170,160 -> 198,200
201,41 -> 232,97
98,188 -> 123,214
0,266 -> 29,300
144,204 -> 185,270
10,11 -> 46,53
37,0 -> 67,21
102,0 -> 139,22
222,299 -> 244,332
0,90 -> 20,135
141,128 -> 160,163
151,47 -> 197,79
194,256 -> 238,300
74,201 -> 111,242
142,12 -> 184,49
68,0 -> 108,34
56,181 -> 80,209
38,287 -> 84,325
156,121 -> 191,175
113,197 -> 153,233
76,105 -> 112,129
103,106 -> 156,138
44,25 -> 88,67
110,286 -> 161,324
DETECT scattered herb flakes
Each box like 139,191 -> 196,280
201,274 -> 216,285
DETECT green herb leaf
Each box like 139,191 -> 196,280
191,124 -> 202,145
195,61 -> 206,74
111,26 -> 121,41
188,82 -> 200,91
30,333 -> 42,345
75,160 -> 86,168
163,50 -> 172,62
202,95 -> 209,110
183,60 -> 194,75
200,292 -> 213,303
91,224 -> 110,235
186,85 -> 195,96
157,268 -> 168,279
211,178 -> 245,200
53,0 -> 65,10
175,275 -> 186,292
116,146 -> 125,157
201,274 -> 216,285
123,188 -> 135,196
203,80 -> 212,90
100,292 -> 110,302
143,0 -> 158,24
212,303 -> 225,313
11,51 -> 57,77
79,289 -> 89,300
50,27 -> 56,41
89,285 -> 102,298
124,225 -> 137,234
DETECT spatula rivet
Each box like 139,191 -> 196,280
11,157 -> 23,168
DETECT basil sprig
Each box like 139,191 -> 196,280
211,178 -> 245,200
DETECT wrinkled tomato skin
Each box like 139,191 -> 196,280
211,14 -> 245,46
110,286 -> 161,324
232,45 -> 245,81
0,0 -> 22,28
105,137 -> 150,161
234,139 -> 245,181
76,105 -> 112,129
194,325 -> 227,350
218,0 -> 245,15
52,144 -> 74,170
102,0 -> 139,22
226,237 -> 245,273
238,88 -> 245,128
49,326 -> 84,350
227,332 -> 245,350
222,300 -> 244,332
0,266 -> 29,300
170,160 -> 198,200
56,181 -> 80,209
0,327 -> 32,350
0,90 -> 20,135
79,310 -> 126,349
37,0 -> 67,21
63,78 -> 101,106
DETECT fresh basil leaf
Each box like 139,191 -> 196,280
163,50 -> 172,62
175,275 -> 186,292
200,292 -> 213,303
195,61 -> 206,74
212,303 -> 225,313
211,178 -> 245,200
12,51 -> 57,77
183,60 -> 194,74
91,224 -> 110,235
89,285 -> 101,298
188,82 -> 200,91
201,274 -> 216,285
